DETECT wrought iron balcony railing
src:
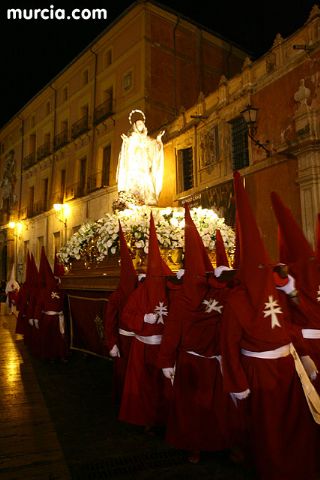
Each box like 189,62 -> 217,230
37,142 -> 51,161
54,131 -> 69,151
93,100 -> 113,125
71,115 -> 89,139
22,152 -> 36,171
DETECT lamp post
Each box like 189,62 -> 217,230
240,104 -> 272,156
53,203 -> 70,244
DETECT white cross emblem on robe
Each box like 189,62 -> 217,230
202,298 -> 223,314
154,301 -> 168,324
263,295 -> 282,329
51,291 -> 60,299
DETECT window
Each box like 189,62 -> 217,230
60,169 -> 66,200
177,147 -> 193,193
43,178 -> 48,211
37,236 -> 44,264
105,49 -> 112,68
103,88 -> 113,112
230,117 -> 249,170
61,120 -> 68,133
83,70 -> 89,85
53,231 -> 61,253
79,157 -> 87,196
123,71 -> 133,92
28,186 -> 34,216
23,241 -> 29,262
102,145 -> 111,187
44,132 -> 51,146
81,104 -> 89,119
29,134 -> 36,154
63,87 -> 68,102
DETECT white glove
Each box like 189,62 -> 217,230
176,269 -> 185,280
109,344 -> 120,358
34,319 -> 39,329
144,313 -> 158,324
276,274 -> 296,295
214,266 -> 232,278
162,366 -> 175,385
230,388 -> 250,406
28,318 -> 34,326
138,273 -> 146,282
301,355 -> 318,381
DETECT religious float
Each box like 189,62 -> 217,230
58,110 -> 235,358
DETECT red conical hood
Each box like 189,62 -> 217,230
271,191 -> 320,302
271,192 -> 314,263
183,204 -> 213,308
118,221 -> 137,302
25,252 -> 31,286
144,213 -> 172,310
30,253 -> 39,289
234,171 -> 276,308
39,246 -> 49,288
215,229 -> 229,267
43,252 -> 57,291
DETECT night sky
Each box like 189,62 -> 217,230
0,0 -> 316,128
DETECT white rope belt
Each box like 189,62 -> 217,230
302,329 -> 320,339
43,310 -> 65,335
186,350 -> 221,361
241,344 -> 291,359
119,328 -> 135,337
135,334 -> 162,345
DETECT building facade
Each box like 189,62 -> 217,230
1,2 -> 320,281
0,1 -> 246,281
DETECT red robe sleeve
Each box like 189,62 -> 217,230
104,290 -> 121,351
220,300 -> 250,394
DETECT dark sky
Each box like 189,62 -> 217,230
0,0 -> 316,128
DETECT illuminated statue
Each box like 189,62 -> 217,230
116,110 -> 165,206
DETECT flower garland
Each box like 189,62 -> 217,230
57,205 -> 235,266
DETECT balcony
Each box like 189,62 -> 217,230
27,201 -> 45,218
71,115 -> 89,139
93,100 -> 113,125
87,171 -> 103,194
23,152 -> 36,171
37,142 -> 51,161
54,131 -> 69,151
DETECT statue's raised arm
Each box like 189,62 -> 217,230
116,110 -> 165,206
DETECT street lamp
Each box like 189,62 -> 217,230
240,104 -> 272,156
53,203 -> 70,243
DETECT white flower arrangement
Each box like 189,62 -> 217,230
57,205 -> 235,266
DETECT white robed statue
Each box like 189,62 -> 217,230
116,109 -> 165,206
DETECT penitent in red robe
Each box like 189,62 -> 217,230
118,282 -> 171,427
221,285 -> 318,480
104,289 -> 135,404
158,281 -> 239,452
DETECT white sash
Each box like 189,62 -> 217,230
135,334 -> 162,345
43,310 -> 65,335
302,329 -> 320,339
118,328 -> 135,337
289,343 -> 320,424
241,344 -> 291,359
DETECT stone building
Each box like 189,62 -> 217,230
1,2 -> 320,280
0,0 -> 246,281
